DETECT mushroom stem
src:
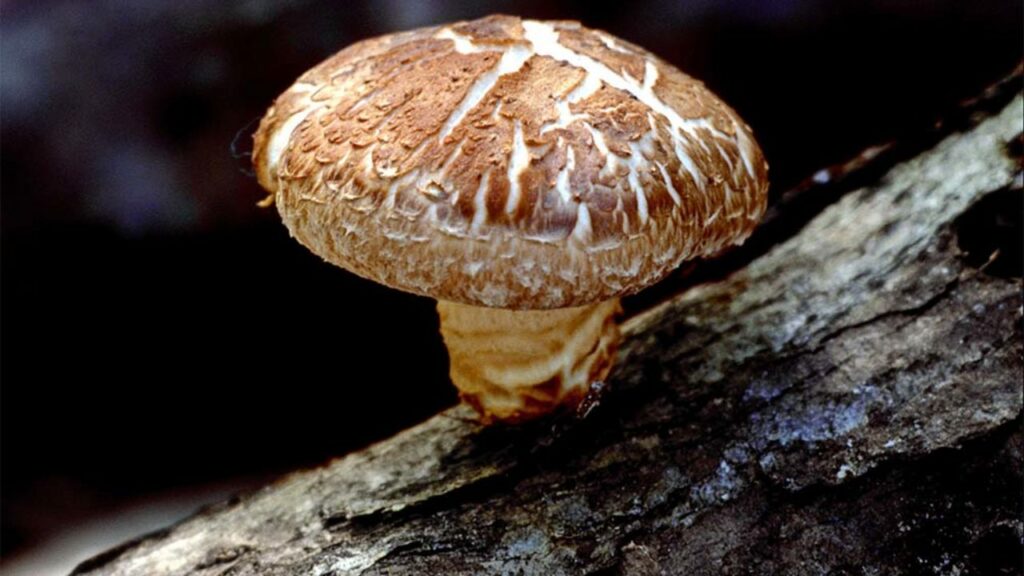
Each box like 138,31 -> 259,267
437,298 -> 622,422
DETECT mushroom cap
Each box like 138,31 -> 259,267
253,15 -> 768,309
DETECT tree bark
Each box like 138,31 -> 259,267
74,79 -> 1023,576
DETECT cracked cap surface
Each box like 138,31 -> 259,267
253,14 -> 769,309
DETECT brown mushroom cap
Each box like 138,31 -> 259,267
253,14 -> 769,309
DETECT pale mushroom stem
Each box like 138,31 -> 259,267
437,298 -> 622,422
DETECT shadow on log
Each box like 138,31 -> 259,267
74,75 -> 1023,576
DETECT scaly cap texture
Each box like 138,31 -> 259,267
253,15 -> 768,309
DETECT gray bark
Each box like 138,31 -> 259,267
74,87 -> 1023,576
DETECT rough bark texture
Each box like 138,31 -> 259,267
75,85 -> 1023,575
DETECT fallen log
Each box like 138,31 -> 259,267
74,75 -> 1023,576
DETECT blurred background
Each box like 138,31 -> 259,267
2,0 -> 1020,573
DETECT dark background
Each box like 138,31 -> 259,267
2,0 -> 1020,569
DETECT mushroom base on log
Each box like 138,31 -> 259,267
438,298 -> 622,422
73,75 -> 1023,576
